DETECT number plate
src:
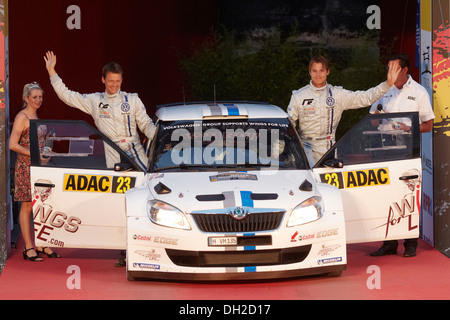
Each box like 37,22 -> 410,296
208,236 -> 238,247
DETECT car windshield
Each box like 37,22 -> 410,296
150,118 -> 308,172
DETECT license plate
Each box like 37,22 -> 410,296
208,236 -> 238,247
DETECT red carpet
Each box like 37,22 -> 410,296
0,239 -> 449,300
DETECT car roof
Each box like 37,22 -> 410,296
155,101 -> 288,121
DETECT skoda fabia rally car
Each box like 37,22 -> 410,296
29,102 -> 422,281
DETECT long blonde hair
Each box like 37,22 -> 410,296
22,82 -> 44,108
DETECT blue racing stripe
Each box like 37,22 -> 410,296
240,191 -> 253,207
244,233 -> 255,251
225,105 -> 240,116
131,142 -> 147,170
127,115 -> 132,137
328,89 -> 334,135
245,266 -> 256,273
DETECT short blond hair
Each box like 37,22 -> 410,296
309,55 -> 329,71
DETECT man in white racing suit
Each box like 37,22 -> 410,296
287,55 -> 401,166
44,51 -> 156,170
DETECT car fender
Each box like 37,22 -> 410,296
316,182 -> 344,214
125,186 -> 149,218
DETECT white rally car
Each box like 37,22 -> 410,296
29,102 -> 422,281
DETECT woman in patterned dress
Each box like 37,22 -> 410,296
9,82 -> 60,261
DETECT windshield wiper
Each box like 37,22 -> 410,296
239,163 -> 274,168
154,164 -> 209,172
153,163 -> 274,172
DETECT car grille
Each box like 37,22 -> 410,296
191,211 -> 285,233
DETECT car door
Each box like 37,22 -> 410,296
313,112 -> 422,244
29,119 -> 146,250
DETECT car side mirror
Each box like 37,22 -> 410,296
323,159 -> 344,169
114,162 -> 133,172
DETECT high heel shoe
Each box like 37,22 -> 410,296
36,247 -> 61,258
23,248 -> 43,262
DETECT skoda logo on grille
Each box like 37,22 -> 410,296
231,207 -> 248,220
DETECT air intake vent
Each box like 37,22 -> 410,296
196,193 -> 278,202
192,211 -> 285,233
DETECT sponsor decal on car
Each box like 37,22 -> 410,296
317,257 -> 343,265
291,229 -> 339,242
320,167 -> 390,189
133,263 -> 160,270
132,234 -> 179,246
135,250 -> 161,262
373,170 -> 421,239
209,172 -> 258,182
63,174 -> 136,193
32,180 -> 82,247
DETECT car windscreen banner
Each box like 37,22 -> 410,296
151,119 -> 308,172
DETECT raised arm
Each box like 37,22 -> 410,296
339,60 -> 402,111
386,60 -> 402,87
44,51 -> 57,77
43,51 -> 94,115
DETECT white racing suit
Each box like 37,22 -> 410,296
50,74 -> 156,170
287,81 -> 391,166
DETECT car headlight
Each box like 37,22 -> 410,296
148,200 -> 191,230
287,196 -> 323,227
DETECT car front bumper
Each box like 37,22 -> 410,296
126,209 -> 346,281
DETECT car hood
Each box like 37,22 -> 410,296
146,170 -> 317,213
